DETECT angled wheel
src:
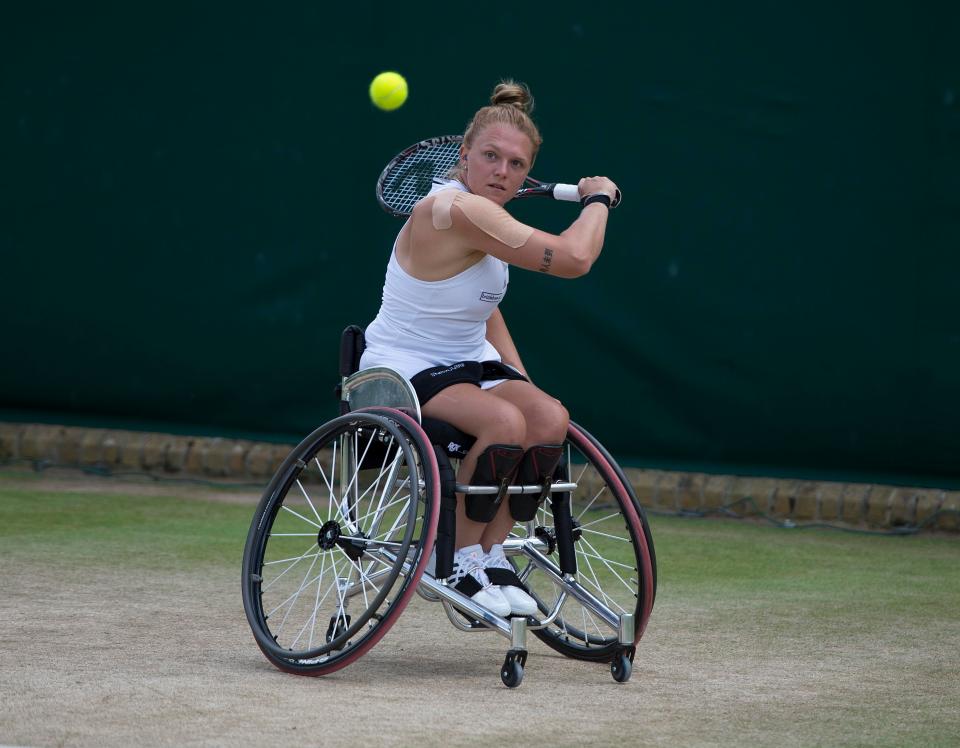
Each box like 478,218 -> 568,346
513,421 -> 656,662
611,650 -> 633,683
500,658 -> 524,689
241,408 -> 439,675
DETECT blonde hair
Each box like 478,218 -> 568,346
448,80 -> 543,182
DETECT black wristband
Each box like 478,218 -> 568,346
581,193 -> 612,209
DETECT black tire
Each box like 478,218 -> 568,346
500,658 -> 524,688
241,410 -> 439,675
517,422 -> 656,662
611,651 -> 633,683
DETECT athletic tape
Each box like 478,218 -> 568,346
431,189 -> 533,248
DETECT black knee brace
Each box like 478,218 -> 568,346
433,446 -> 458,580
464,444 -> 524,523
510,444 -> 564,521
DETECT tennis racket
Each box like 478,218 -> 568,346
376,134 -> 621,217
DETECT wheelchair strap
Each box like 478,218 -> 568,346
485,567 -> 530,592
550,454 -> 579,576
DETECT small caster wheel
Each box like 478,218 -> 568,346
501,658 -> 524,688
500,649 -> 527,689
611,651 -> 632,683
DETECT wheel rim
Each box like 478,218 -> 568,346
244,412 -> 431,663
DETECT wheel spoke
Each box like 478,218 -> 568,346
575,484 -> 608,522
261,542 -> 320,592
341,434 -> 396,528
281,500 -> 324,529
295,477 -> 325,524
577,510 -> 624,530
579,527 -> 631,543
270,551 -> 323,629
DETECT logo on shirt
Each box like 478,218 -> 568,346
479,290 -> 504,303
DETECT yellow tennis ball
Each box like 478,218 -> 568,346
369,71 -> 408,111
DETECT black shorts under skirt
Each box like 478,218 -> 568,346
410,361 -> 528,406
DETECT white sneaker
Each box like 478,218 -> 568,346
449,544 -> 511,617
485,544 -> 539,617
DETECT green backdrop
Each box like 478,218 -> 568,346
2,3 -> 958,487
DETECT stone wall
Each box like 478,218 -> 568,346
1,422 -> 957,532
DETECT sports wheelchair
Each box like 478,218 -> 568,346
241,326 -> 657,688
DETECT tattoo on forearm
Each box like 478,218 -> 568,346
539,247 -> 554,273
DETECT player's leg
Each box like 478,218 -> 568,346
470,380 -> 568,616
477,379 -> 569,547
421,383 -> 528,616
421,382 -> 528,546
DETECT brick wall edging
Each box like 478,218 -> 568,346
1,421 -> 957,531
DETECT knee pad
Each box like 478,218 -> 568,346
510,444 -> 564,521
464,444 -> 524,523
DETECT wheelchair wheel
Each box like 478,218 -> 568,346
517,421 -> 656,662
241,409 -> 439,675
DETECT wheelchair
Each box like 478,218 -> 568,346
241,326 -> 657,688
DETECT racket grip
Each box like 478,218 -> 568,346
554,183 -> 623,208
552,183 -> 581,202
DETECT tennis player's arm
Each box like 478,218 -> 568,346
448,196 -> 610,278
486,308 -> 528,378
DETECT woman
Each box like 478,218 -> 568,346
359,80 -> 618,616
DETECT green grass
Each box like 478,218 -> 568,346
655,513 -> 960,618
4,485 -> 958,594
4,484 -> 957,623
0,486 -> 254,569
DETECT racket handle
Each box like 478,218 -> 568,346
553,183 -> 623,208
551,183 -> 581,202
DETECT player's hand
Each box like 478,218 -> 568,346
578,176 -> 618,202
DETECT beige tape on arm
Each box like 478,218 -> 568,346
431,189 -> 457,230
432,191 -> 534,249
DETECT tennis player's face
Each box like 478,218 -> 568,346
462,125 -> 534,206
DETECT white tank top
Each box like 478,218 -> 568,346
360,183 -> 509,380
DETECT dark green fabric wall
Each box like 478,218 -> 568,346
2,4 -> 958,487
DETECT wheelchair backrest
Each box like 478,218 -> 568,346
339,324 -> 365,377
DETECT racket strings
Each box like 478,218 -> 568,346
380,141 -> 462,215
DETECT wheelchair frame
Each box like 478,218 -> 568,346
241,329 -> 656,688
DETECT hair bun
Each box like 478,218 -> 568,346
490,80 -> 534,114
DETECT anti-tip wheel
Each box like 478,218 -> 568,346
611,651 -> 633,683
500,655 -> 523,688
501,658 -> 524,688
